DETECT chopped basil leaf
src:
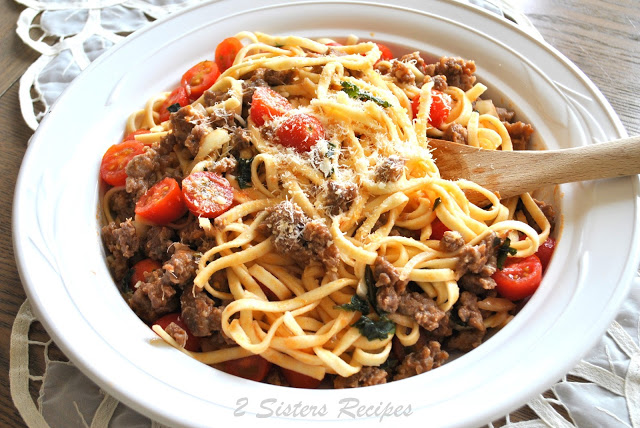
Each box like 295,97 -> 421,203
327,142 -> 336,158
496,237 -> 518,269
235,156 -> 254,189
167,103 -> 181,113
335,295 -> 370,315
340,81 -> 391,108
380,356 -> 399,371
353,315 -> 396,341
433,197 -> 442,210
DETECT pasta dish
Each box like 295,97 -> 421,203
100,32 -> 556,388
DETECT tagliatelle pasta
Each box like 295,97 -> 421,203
100,31 -> 555,388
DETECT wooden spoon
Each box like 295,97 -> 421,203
428,135 -> 640,204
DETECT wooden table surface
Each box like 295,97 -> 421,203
0,0 -> 638,426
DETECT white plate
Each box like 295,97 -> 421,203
13,1 -> 640,427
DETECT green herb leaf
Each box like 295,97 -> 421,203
364,265 -> 379,314
433,197 -> 441,210
340,81 -> 391,108
496,237 -> 518,270
353,315 -> 396,341
167,103 -> 181,113
335,295 -> 370,315
236,157 -> 254,189
326,142 -> 336,158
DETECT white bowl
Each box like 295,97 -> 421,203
13,0 -> 640,427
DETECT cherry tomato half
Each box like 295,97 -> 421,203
130,258 -> 162,288
135,177 -> 187,225
154,313 -> 201,352
275,114 -> 325,153
375,43 -> 394,61
249,87 -> 292,126
215,37 -> 243,73
100,140 -> 145,187
159,86 -> 189,122
181,60 -> 221,101
535,237 -> 556,272
430,218 -> 451,241
181,171 -> 233,218
493,254 -> 543,301
411,90 -> 452,128
281,367 -> 322,389
221,355 -> 271,382
123,129 -> 151,143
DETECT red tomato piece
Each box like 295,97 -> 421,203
249,87 -> 292,126
281,367 -> 322,389
215,37 -> 243,73
325,41 -> 343,47
135,177 -> 187,224
154,313 -> 201,352
221,355 -> 271,382
123,129 -> 151,142
159,86 -> 189,122
275,114 -> 325,153
375,43 -> 394,61
411,90 -> 452,128
130,258 -> 162,288
430,218 -> 451,241
181,60 -> 220,101
181,171 -> 233,218
493,254 -> 543,301
100,140 -> 145,187
535,237 -> 556,272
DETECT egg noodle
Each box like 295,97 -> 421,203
108,32 -> 551,381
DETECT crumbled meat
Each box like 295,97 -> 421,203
455,231 -> 498,278
457,291 -> 485,331
144,226 -> 176,261
458,273 -> 496,295
424,313 -> 453,340
377,285 -> 399,313
209,156 -> 238,175
333,367 -> 388,388
179,217 -> 206,248
163,244 -> 197,288
496,107 -> 515,123
108,189 -> 135,221
125,148 -> 160,199
424,57 -> 476,91
372,256 -> 407,293
324,180 -> 358,215
102,219 -> 139,259
106,254 -> 129,282
264,69 -> 298,86
180,284 -> 230,339
165,322 -> 188,348
128,270 -> 179,324
431,75 -> 448,92
521,198 -> 556,233
447,329 -> 486,352
241,69 -> 269,108
504,121 -> 534,151
399,52 -> 427,74
398,292 -> 446,331
184,123 -> 213,157
391,60 -> 414,85
262,201 -> 339,269
203,89 -> 232,107
171,104 -> 209,147
229,127 -> 252,152
442,123 -> 468,145
394,341 -> 448,380
440,230 -> 465,252
374,155 -> 405,183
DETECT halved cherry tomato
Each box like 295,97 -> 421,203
221,355 -> 271,382
135,177 -> 187,224
430,218 -> 451,240
215,37 -> 243,73
100,140 -> 145,187
159,86 -> 189,122
181,171 -> 233,218
325,41 -> 343,47
411,90 -> 452,128
130,258 -> 162,288
535,237 -> 556,272
154,313 -> 201,352
375,43 -> 394,61
123,129 -> 151,142
181,60 -> 220,101
493,254 -> 543,301
275,114 -> 325,152
249,87 -> 292,126
281,367 -> 322,389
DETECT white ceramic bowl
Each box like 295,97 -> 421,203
13,1 -> 640,427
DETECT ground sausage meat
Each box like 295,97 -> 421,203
165,322 -> 188,349
504,121 -> 534,151
423,57 -> 476,91
394,341 -> 448,381
180,284 -> 226,338
398,292 -> 446,331
442,123 -> 469,144
457,291 -> 485,332
454,231 -> 498,278
324,180 -> 358,215
333,367 -> 388,388
128,270 -> 179,324
102,219 -> 139,259
163,244 -> 197,288
144,226 -> 176,261
374,155 -> 405,183
440,230 -> 465,253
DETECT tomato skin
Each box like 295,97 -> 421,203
281,367 -> 322,389
154,313 -> 201,352
535,237 -> 556,272
100,141 -> 145,187
375,43 -> 394,61
181,60 -> 220,101
275,114 -> 325,153
325,41 -> 343,47
411,90 -> 452,128
221,355 -> 271,382
130,258 -> 162,288
249,87 -> 292,126
493,254 -> 543,301
159,86 -> 189,122
430,218 -> 451,241
135,177 -> 187,225
215,37 -> 243,72
181,171 -> 233,218
123,129 -> 151,142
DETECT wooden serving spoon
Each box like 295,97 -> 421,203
428,135 -> 640,205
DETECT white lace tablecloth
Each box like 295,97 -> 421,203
9,0 -> 640,427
